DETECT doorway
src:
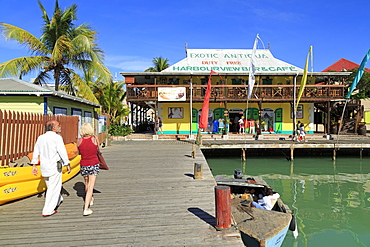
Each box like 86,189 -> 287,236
228,108 -> 243,133
260,108 -> 275,132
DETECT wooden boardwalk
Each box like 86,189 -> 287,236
0,141 -> 244,247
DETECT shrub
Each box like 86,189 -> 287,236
108,124 -> 134,136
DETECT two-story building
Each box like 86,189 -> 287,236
121,48 -> 352,135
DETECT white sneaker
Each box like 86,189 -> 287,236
90,197 -> 94,206
83,209 -> 93,216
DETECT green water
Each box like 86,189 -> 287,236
206,155 -> 370,247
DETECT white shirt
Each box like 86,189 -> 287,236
262,193 -> 280,210
31,131 -> 69,177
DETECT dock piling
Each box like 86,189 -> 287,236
193,163 -> 203,179
290,147 -> 294,161
192,144 -> 196,158
215,185 -> 232,230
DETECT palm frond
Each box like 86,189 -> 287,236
70,29 -> 104,62
0,56 -> 48,78
71,72 -> 99,104
38,1 -> 50,25
33,70 -> 52,86
0,23 -> 48,55
51,35 -> 72,63
71,59 -> 111,83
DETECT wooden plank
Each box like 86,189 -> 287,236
0,140 -> 244,246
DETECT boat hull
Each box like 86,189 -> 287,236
241,225 -> 289,247
0,155 -> 81,205
0,165 -> 42,187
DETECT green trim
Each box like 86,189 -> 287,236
161,130 -> 314,134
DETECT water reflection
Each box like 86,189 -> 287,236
206,156 -> 370,247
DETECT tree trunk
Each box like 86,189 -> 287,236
54,68 -> 61,91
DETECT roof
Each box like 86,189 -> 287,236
322,58 -> 370,73
121,48 -> 351,78
0,78 -> 100,107
162,48 -> 304,74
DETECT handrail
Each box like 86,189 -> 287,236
126,84 -> 345,102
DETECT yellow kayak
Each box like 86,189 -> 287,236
0,155 -> 81,205
0,143 -> 79,187
0,165 -> 42,187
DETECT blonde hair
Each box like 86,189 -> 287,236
80,122 -> 94,137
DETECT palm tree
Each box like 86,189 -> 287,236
145,57 -> 170,72
0,0 -> 111,93
93,80 -> 130,124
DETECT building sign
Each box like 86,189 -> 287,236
291,104 -> 304,119
98,115 -> 107,133
163,49 -> 303,74
158,87 -> 186,101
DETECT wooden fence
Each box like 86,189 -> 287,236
0,110 -> 79,166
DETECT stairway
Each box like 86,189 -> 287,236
340,119 -> 356,134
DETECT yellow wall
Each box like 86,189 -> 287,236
0,97 -> 44,114
158,102 -> 191,134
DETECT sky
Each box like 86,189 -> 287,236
0,0 -> 369,82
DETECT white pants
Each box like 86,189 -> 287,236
42,172 -> 63,215
250,126 -> 255,134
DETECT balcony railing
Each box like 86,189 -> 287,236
126,84 -> 345,102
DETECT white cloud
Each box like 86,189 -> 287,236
105,55 -> 152,72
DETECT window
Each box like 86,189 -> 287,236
72,108 -> 82,118
72,108 -> 82,136
53,107 -> 67,115
84,111 -> 93,124
169,78 -> 179,85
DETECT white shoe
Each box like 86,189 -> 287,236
90,197 -> 94,206
83,209 -> 93,216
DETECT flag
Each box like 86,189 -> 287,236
199,70 -> 221,129
248,34 -> 259,99
346,48 -> 370,99
296,46 -> 312,110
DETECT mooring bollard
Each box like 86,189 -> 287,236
193,163 -> 203,179
192,144 -> 196,158
215,185 -> 232,230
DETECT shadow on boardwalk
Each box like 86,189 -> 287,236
0,140 -> 243,247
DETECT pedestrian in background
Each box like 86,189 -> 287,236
299,122 -> 307,142
77,122 -> 100,216
238,116 -> 245,134
156,116 -> 163,134
31,120 -> 71,217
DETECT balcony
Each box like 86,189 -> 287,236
126,84 -> 345,103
